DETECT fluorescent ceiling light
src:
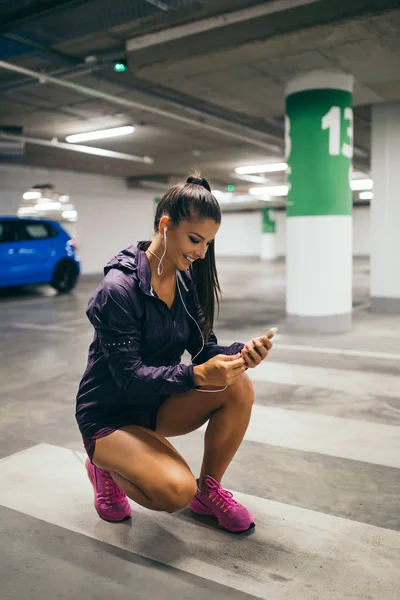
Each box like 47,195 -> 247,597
18,206 -> 38,214
65,125 -> 135,144
235,162 -> 287,175
350,179 -> 373,191
234,174 -> 269,184
249,185 -> 289,197
23,191 -> 41,200
62,210 -> 78,219
359,191 -> 373,200
36,201 -> 61,210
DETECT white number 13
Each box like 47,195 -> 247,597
321,106 -> 353,158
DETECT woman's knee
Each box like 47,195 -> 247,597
152,474 -> 197,513
228,372 -> 254,406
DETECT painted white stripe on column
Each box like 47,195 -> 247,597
286,215 -> 352,316
260,233 -> 277,260
285,70 -> 354,96
0,444 -> 398,600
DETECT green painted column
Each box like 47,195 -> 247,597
285,71 -> 354,332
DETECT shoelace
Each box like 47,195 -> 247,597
204,475 -> 238,512
98,469 -> 126,505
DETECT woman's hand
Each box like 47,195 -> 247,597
193,353 -> 247,387
241,334 -> 274,368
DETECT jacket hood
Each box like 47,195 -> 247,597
103,242 -> 193,296
104,244 -> 141,275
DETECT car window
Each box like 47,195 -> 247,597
17,222 -> 55,241
0,222 -> 18,244
26,223 -> 49,239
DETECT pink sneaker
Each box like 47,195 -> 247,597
85,458 -> 132,523
189,475 -> 255,533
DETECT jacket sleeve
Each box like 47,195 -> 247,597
87,278 -> 196,396
185,292 -> 244,365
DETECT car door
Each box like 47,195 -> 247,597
12,220 -> 57,284
0,220 -> 20,286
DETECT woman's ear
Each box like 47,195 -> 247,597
159,216 -> 170,235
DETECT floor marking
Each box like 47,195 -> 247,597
0,444 -> 399,600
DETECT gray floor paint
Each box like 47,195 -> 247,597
0,257 -> 399,599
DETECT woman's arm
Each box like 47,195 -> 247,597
87,277 -> 196,396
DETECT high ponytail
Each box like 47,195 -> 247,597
154,173 -> 221,340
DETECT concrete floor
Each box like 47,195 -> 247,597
0,257 -> 399,600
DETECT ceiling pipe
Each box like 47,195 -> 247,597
0,61 -> 282,149
0,131 -> 154,164
126,0 -> 324,51
0,60 -> 280,152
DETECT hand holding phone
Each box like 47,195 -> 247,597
241,327 -> 277,369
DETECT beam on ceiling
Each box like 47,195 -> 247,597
0,59 -> 280,152
0,131 -> 154,164
126,0 -> 325,52
0,0 -> 88,36
3,33 -> 81,68
0,55 -> 280,147
144,0 -> 171,11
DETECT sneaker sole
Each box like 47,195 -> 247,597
190,507 -> 255,534
85,460 -> 132,523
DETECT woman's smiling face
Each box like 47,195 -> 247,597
161,217 -> 220,271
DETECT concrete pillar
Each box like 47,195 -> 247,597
285,70 -> 354,333
370,102 -> 400,313
260,207 -> 277,260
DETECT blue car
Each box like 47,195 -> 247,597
0,216 -> 80,293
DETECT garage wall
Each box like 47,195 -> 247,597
0,163 -> 372,271
216,211 -> 262,257
0,164 -> 156,274
218,206 -> 371,258
352,206 -> 371,257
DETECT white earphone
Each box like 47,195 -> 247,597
156,225 -> 168,275
151,224 -> 226,394
175,273 -> 227,394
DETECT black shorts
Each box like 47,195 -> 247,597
82,409 -> 158,462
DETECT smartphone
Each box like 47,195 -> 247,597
247,327 -> 277,358
264,327 -> 278,338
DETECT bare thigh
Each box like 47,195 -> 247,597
92,425 -> 197,511
156,373 -> 254,437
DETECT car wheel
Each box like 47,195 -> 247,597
51,260 -> 78,293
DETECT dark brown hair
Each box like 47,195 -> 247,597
154,174 -> 222,340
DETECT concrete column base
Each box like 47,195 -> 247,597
260,233 -> 277,261
286,312 -> 352,334
370,297 -> 400,314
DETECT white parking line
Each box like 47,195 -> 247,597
274,343 -> 400,361
248,361 -> 400,399
223,404 -> 400,468
0,444 -> 398,600
10,318 -> 87,332
10,323 -> 75,332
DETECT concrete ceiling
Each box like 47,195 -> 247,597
0,0 -> 399,192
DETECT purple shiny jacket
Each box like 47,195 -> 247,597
75,242 -> 245,438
